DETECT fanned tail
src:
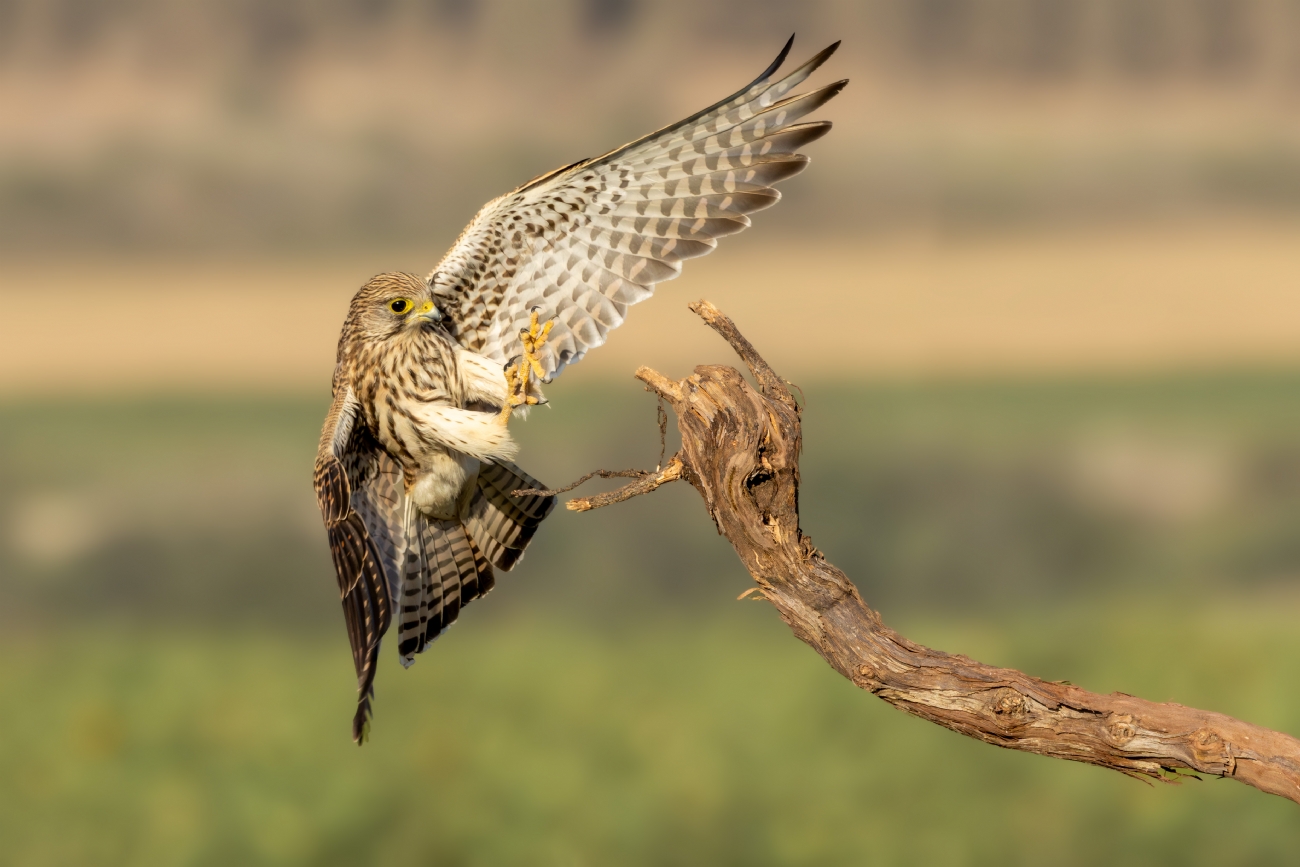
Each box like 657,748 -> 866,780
391,461 -> 555,669
465,461 -> 557,571
394,512 -> 500,666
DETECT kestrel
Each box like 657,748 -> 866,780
316,37 -> 845,741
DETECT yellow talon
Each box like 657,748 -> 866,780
499,309 -> 555,423
498,365 -> 521,422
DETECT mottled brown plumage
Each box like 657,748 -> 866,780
316,37 -> 843,741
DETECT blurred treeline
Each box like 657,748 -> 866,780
4,0 -> 1300,253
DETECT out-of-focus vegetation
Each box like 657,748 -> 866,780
5,375 -> 1300,622
2,378 -> 1300,864
3,614 -> 1299,867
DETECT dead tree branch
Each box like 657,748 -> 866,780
565,458 -> 685,512
572,299 -> 1300,806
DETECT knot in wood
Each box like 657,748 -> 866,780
991,688 -> 1031,721
1104,713 -> 1138,746
799,536 -> 823,563
744,463 -> 780,516
857,664 -> 881,687
1191,728 -> 1233,773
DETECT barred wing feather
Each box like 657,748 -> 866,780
430,37 -> 845,377
314,387 -> 401,743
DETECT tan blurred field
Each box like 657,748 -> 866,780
3,220 -> 1296,395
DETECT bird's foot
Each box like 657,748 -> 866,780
498,309 -> 554,423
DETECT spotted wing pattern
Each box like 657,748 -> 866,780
430,37 -> 845,378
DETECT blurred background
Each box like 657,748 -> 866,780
2,1 -> 1300,864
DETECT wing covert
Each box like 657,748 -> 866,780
429,37 -> 845,378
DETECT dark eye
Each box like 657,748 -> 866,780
388,298 -> 410,314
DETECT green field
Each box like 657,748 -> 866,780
2,374 -> 1299,865
3,612 -> 1300,867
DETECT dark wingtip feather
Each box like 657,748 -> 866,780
580,34 -> 837,173
764,78 -> 849,119
760,34 -> 796,83
352,700 -> 371,744
794,41 -> 842,80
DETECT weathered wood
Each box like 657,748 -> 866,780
566,458 -> 685,512
578,299 -> 1300,806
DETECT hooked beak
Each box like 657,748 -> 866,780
415,300 -> 442,323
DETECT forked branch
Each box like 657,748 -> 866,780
570,299 -> 1300,806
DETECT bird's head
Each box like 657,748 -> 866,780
343,272 -> 447,345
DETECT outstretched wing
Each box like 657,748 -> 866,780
314,386 -> 402,743
430,37 -> 845,377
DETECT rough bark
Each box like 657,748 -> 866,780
568,300 -> 1300,806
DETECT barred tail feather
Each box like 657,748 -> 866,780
396,514 -> 499,667
395,496 -> 431,664
388,464 -> 553,674
465,461 -> 557,571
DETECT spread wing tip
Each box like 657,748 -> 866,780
757,37 -> 841,91
759,34 -> 796,85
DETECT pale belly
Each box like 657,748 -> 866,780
372,398 -> 481,520
409,450 -> 480,520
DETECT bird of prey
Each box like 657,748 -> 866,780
315,37 -> 845,741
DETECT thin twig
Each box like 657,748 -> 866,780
566,457 -> 685,512
656,397 -> 668,472
518,396 -> 676,497
783,379 -> 806,410
514,468 -> 652,498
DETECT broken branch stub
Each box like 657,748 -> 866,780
579,299 -> 1300,806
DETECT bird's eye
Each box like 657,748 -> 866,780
388,298 -> 411,314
